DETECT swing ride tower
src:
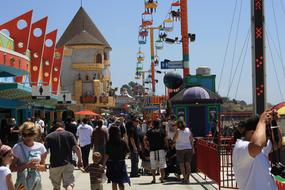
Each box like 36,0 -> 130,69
180,0 -> 190,77
150,28 -> 156,94
149,26 -> 161,95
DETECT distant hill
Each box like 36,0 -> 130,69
221,97 -> 273,112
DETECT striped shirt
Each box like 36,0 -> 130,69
85,164 -> 105,184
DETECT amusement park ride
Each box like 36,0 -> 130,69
136,0 -> 267,118
135,0 -> 190,96
134,0 -> 194,120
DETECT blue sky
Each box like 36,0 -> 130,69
1,0 -> 285,105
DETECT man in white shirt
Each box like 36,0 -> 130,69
233,111 -> 277,190
76,118 -> 94,168
35,116 -> 45,134
166,115 -> 177,140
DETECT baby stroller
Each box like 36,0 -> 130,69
165,141 -> 180,179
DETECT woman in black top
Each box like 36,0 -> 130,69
104,126 -> 130,190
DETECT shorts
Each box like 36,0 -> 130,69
141,160 -> 151,170
176,149 -> 193,164
49,163 -> 75,189
91,183 -> 103,190
150,150 -> 167,170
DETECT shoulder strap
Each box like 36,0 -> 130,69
267,125 -> 279,164
19,143 -> 29,162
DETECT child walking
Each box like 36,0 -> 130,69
81,152 -> 105,190
0,144 -> 15,190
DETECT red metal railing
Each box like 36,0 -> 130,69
195,112 -> 285,189
276,180 -> 285,190
196,139 -> 220,185
196,138 -> 238,189
219,138 -> 237,189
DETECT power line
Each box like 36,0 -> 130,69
266,28 -> 285,78
217,0 -> 238,93
228,0 -> 243,89
270,0 -> 285,81
279,0 -> 285,16
234,31 -> 250,99
226,28 -> 250,98
266,31 -> 284,101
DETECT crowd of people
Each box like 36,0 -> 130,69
1,109 -> 284,190
0,114 -> 195,190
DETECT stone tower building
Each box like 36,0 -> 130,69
57,7 -> 115,112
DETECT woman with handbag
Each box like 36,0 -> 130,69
10,122 -> 47,190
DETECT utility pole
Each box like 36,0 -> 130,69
180,0 -> 190,77
251,0 -> 266,115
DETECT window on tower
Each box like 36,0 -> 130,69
96,53 -> 102,64
104,52 -> 109,60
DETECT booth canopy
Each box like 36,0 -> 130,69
75,110 -> 98,116
170,86 -> 222,104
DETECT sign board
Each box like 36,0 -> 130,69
144,104 -> 160,111
32,86 -> 50,100
161,60 -> 183,70
116,96 -> 135,105
58,92 -> 72,104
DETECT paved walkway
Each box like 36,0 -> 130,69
12,159 -> 235,190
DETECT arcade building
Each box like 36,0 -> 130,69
0,7 -> 116,127
0,10 -> 64,125
168,67 -> 222,137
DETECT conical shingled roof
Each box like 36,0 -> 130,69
65,30 -> 105,46
57,7 -> 111,49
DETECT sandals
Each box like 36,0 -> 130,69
159,177 -> 165,183
182,179 -> 190,184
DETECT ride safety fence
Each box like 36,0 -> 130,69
195,112 -> 285,189
195,113 -> 251,189
195,137 -> 237,190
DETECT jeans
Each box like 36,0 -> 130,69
81,144 -> 91,168
130,151 -> 139,176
